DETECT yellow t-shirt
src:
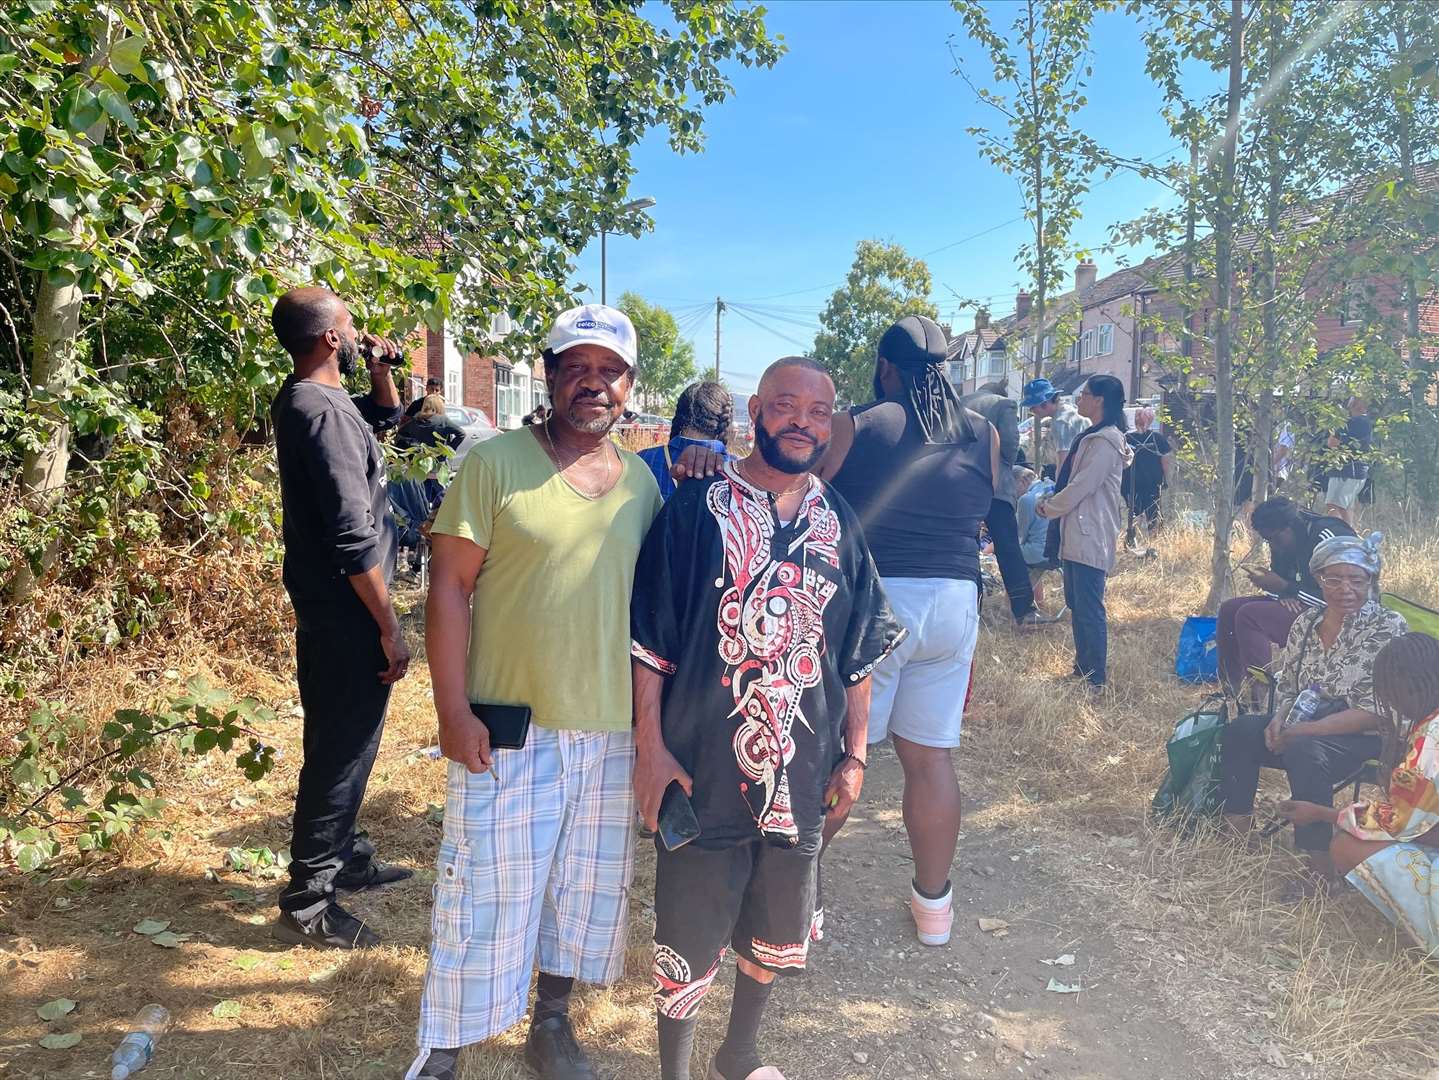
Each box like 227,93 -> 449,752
431,427 -> 662,731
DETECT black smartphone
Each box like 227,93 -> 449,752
657,781 -> 701,852
468,702 -> 532,750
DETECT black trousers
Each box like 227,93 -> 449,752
1219,713 -> 1380,852
279,619 -> 393,917
1062,560 -> 1108,686
986,500 -> 1036,620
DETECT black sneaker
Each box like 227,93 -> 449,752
524,1015 -> 598,1080
272,902 -> 380,950
334,858 -> 414,892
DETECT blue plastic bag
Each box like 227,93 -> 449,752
1175,616 -> 1219,683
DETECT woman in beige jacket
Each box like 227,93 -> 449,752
1037,374 -> 1132,688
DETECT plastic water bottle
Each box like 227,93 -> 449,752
110,1004 -> 171,1079
1285,683 -> 1327,728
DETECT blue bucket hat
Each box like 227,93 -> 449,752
1021,378 -> 1060,408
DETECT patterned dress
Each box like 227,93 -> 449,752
1341,709 -> 1439,953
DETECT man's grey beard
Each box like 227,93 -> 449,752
566,402 -> 620,435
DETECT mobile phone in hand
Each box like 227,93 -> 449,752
657,781 -> 701,852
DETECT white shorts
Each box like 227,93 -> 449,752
1326,476 -> 1365,510
408,727 -> 635,1068
867,578 -> 980,749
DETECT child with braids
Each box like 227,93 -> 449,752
1279,632 -> 1439,952
638,380 -> 732,501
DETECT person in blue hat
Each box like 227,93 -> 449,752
1022,378 -> 1088,473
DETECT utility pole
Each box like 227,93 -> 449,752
714,296 -> 725,381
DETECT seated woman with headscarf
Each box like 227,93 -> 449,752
1220,533 -> 1407,885
1278,632 -> 1439,952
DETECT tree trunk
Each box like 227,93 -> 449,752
9,25 -> 109,602
1203,0 -> 1245,614
1393,20 -> 1433,506
1026,0 -> 1045,465
1253,8 -> 1283,508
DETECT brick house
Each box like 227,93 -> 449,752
404,312 -> 548,430
946,258 -> 1168,401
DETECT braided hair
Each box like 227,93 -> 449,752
669,380 -> 732,443
1372,632 -> 1439,789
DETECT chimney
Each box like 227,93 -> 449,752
974,308 -> 990,330
1015,291 -> 1032,320
1075,259 -> 1098,293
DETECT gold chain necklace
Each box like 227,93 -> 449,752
543,419 -> 614,494
739,457 -> 808,497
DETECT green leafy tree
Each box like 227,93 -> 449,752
952,0 -> 1123,457
618,291 -> 697,412
0,0 -> 781,600
812,240 -> 937,405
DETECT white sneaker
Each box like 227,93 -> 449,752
910,883 -> 954,946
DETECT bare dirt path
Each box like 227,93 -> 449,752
2,736 -> 1303,1080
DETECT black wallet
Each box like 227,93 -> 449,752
468,702 -> 532,750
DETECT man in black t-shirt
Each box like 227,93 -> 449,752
631,358 -> 903,1080
269,287 -> 414,951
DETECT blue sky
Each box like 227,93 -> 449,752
570,0 -> 1209,395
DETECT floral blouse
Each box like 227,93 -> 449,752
1339,710 -> 1439,842
1272,600 -> 1408,727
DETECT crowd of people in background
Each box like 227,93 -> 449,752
263,285 -> 1432,1080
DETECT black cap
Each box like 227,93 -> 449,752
878,315 -> 948,370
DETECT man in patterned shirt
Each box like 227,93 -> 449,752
630,357 -> 904,1080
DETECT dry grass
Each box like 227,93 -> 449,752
5,505 -> 1439,1078
961,511 -> 1439,1078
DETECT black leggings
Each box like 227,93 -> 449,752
1219,713 -> 1379,851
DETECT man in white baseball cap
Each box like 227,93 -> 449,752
548,302 -> 639,370
408,303 -> 661,1080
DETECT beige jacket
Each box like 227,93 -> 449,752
1040,425 -> 1132,573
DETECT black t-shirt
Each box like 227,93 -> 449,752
630,463 -> 906,855
1270,511 -> 1355,607
271,376 -> 397,628
1124,430 -> 1171,492
828,400 -> 993,584
1336,414 -> 1373,480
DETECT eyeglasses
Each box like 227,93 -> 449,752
1317,570 -> 1371,592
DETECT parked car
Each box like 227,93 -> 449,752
445,405 -> 501,465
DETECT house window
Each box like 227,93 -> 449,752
1339,282 -> 1358,327
494,365 -> 516,428
532,374 -> 549,412
987,350 -> 1006,376
1098,323 -> 1114,356
1042,334 -> 1053,360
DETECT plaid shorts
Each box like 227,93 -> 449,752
408,726 -> 635,1065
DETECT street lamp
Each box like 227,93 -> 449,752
600,195 -> 656,305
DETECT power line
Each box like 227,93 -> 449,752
725,305 -> 814,351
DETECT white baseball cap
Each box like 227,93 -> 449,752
547,304 -> 637,369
